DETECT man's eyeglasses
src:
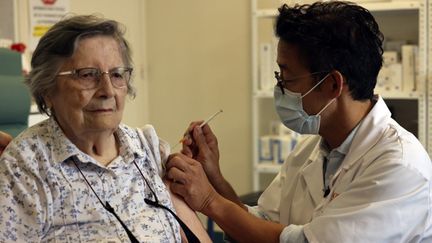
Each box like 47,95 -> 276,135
58,67 -> 133,90
274,71 -> 329,94
72,158 -> 200,243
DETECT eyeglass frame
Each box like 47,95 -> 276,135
57,67 -> 133,90
274,71 -> 330,95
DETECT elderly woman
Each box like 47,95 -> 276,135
0,15 -> 208,242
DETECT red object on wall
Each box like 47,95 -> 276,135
10,43 -> 26,53
42,0 -> 56,5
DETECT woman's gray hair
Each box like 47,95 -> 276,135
25,14 -> 136,116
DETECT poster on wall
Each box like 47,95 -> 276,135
29,0 -> 70,51
0,0 -> 16,47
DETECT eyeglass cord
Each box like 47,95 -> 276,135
72,158 -> 139,243
132,161 -> 200,243
72,157 -> 200,243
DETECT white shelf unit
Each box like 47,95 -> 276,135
251,0 -> 428,192
428,0 -> 432,154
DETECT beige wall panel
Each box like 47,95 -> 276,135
146,1 -> 253,194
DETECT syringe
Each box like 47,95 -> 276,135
171,109 -> 223,150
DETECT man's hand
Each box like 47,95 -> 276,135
0,131 -> 12,155
166,153 -> 218,213
180,123 -> 244,207
181,122 -> 223,185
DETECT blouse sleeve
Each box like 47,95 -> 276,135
138,125 -> 171,177
0,139 -> 49,241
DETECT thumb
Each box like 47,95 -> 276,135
193,126 -> 211,155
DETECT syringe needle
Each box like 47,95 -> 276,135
171,109 -> 223,150
199,109 -> 223,128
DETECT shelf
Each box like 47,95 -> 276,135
359,1 -> 421,11
254,90 -> 273,98
380,91 -> 423,99
251,0 -> 429,191
254,9 -> 278,18
253,90 -> 422,100
254,1 -> 420,18
255,163 -> 281,173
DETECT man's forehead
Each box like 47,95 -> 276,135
277,41 -> 309,73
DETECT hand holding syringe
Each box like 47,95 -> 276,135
172,109 -> 223,150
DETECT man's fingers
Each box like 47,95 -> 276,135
183,121 -> 204,138
166,153 -> 196,171
181,146 -> 193,158
193,126 -> 211,154
169,181 -> 188,197
167,167 -> 187,184
201,124 -> 217,142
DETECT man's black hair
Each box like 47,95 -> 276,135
275,1 -> 384,100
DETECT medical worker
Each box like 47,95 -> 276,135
167,1 -> 432,242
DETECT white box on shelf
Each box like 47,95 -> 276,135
376,63 -> 402,94
259,136 -> 274,162
384,40 -> 407,52
272,135 -> 297,164
0,39 -> 12,48
401,45 -> 417,92
383,51 -> 398,65
259,43 -> 274,92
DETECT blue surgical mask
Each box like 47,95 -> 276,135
274,74 -> 335,134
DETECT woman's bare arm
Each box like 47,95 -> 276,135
165,179 -> 212,243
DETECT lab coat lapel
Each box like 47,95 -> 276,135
300,141 -> 326,206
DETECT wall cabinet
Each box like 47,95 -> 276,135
251,0 -> 428,191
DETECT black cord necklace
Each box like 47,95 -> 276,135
72,157 -> 200,243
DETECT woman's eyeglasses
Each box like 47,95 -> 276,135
72,158 -> 200,243
58,67 -> 132,90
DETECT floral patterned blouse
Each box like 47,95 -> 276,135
0,118 -> 181,242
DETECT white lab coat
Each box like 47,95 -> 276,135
257,96 -> 432,242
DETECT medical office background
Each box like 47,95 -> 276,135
1,0 -> 431,229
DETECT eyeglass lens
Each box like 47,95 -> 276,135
76,67 -> 131,89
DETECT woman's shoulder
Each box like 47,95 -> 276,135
6,119 -> 52,151
119,123 -> 157,138
0,119 -> 54,168
119,123 -> 167,151
119,123 -> 170,176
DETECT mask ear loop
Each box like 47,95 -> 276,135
316,73 -> 344,116
317,98 -> 336,115
301,73 -> 332,98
